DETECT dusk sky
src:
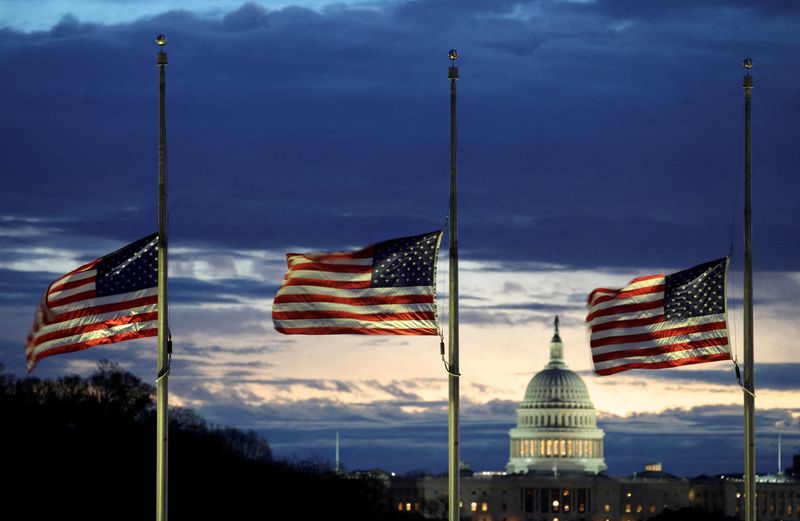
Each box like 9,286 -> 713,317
1,0 -> 799,478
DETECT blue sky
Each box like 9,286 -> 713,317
1,0 -> 799,477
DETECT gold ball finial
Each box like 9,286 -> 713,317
743,58 -> 753,69
448,49 -> 459,61
156,34 -> 167,46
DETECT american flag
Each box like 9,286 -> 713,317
272,230 -> 443,335
585,258 -> 731,376
26,234 -> 159,372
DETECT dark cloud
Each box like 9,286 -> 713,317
0,269 -> 52,304
368,381 -> 424,401
585,363 -> 800,392
2,0 -> 798,268
176,343 -> 279,358
218,2 -> 271,32
480,302 -> 579,313
601,405 -> 800,476
565,0 -> 800,20
170,277 -> 280,304
262,378 -> 358,393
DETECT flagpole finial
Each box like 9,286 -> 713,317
448,49 -> 459,80
742,58 -> 753,89
156,34 -> 168,65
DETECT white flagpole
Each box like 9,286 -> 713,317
447,49 -> 460,521
155,35 -> 171,521
741,57 -> 756,521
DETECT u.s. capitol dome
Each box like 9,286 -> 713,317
507,316 -> 607,475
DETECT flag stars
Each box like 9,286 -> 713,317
371,231 -> 441,288
664,259 -> 726,320
96,234 -> 159,297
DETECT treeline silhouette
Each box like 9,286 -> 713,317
0,361 -> 421,520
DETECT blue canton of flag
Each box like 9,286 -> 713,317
372,234 -> 439,287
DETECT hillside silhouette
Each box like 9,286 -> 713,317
0,361 -> 420,520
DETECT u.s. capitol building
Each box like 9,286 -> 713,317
388,318 -> 800,521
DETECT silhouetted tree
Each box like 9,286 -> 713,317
89,360 -> 153,417
0,362 -> 408,520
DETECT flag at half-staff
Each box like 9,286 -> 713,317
585,257 -> 731,376
272,230 -> 443,335
25,233 -> 159,372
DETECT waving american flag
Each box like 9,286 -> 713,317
26,234 -> 158,372
272,230 -> 443,335
586,258 -> 731,376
